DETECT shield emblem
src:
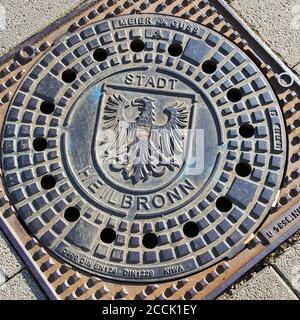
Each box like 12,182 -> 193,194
92,82 -> 196,185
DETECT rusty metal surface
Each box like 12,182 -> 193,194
0,0 -> 299,300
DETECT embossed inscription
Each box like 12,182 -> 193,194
164,265 -> 184,275
62,247 -> 118,275
78,167 -> 196,211
268,109 -> 283,152
262,204 -> 300,240
61,247 -> 156,279
122,269 -> 154,278
273,123 -> 282,150
125,74 -> 178,90
115,17 -> 201,35
119,17 -> 153,27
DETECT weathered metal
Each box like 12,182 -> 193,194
0,0 -> 299,300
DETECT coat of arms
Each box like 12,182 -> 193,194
94,83 -> 194,185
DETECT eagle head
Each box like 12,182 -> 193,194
131,96 -> 156,116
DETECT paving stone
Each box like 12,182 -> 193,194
231,0 -> 300,68
0,269 -> 46,300
294,63 -> 300,76
0,229 -> 24,281
231,266 -> 298,300
0,0 -> 88,57
272,244 -> 300,297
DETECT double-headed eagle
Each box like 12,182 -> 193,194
98,94 -> 188,184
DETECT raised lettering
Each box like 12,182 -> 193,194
166,188 -> 182,204
121,195 -> 134,209
152,194 -> 166,208
137,196 -> 150,210
125,73 -> 134,85
179,179 -> 196,195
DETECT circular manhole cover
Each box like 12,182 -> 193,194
1,14 -> 286,282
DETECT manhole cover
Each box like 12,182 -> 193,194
1,14 -> 287,283
0,0 -> 299,300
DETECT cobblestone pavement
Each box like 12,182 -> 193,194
0,229 -> 45,300
0,0 -> 299,300
219,232 -> 300,299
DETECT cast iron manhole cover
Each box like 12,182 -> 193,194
0,0 -> 299,299
1,14 -> 287,282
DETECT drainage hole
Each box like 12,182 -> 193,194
235,162 -> 252,177
202,59 -> 217,74
33,138 -> 47,152
41,175 -> 56,190
100,228 -> 116,244
64,207 -> 80,223
239,124 -> 255,138
142,233 -> 158,249
62,69 -> 77,83
40,101 -> 55,114
227,88 -> 243,102
93,48 -> 108,62
216,197 -> 232,212
183,221 -> 200,238
168,43 -> 183,57
130,39 -> 145,52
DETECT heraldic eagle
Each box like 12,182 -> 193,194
99,94 -> 189,184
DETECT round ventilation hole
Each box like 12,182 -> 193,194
216,197 -> 233,212
183,221 -> 200,238
142,233 -> 158,249
202,59 -> 218,74
93,48 -> 108,62
100,228 -> 117,244
33,138 -> 47,152
41,175 -> 56,190
40,101 -> 55,114
62,69 -> 77,83
130,39 -> 145,52
168,43 -> 183,57
235,162 -> 252,177
227,88 -> 243,102
239,124 -> 255,138
64,207 -> 80,223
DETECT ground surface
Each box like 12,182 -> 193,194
231,0 -> 300,69
0,0 -> 299,300
0,0 -> 87,57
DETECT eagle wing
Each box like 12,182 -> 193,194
102,94 -> 128,130
100,94 -> 137,160
150,102 -> 189,166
